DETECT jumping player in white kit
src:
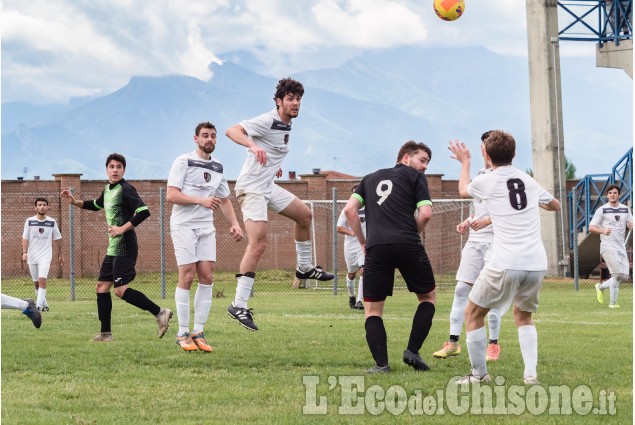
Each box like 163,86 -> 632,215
433,135 -> 502,362
225,77 -> 335,331
449,130 -> 561,385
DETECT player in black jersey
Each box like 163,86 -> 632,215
344,141 -> 436,373
61,153 -> 173,342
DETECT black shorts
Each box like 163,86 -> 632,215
363,243 -> 435,302
98,254 -> 137,287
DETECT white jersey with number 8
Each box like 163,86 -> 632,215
467,165 -> 555,271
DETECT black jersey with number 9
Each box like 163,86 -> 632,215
353,164 -> 431,249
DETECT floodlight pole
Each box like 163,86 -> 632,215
526,0 -> 568,277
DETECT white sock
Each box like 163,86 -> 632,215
346,277 -> 355,297
518,325 -> 538,379
193,283 -> 213,334
295,240 -> 313,272
1,294 -> 28,310
234,275 -> 254,309
466,326 -> 488,378
357,277 -> 364,302
175,287 -> 190,336
487,308 -> 501,341
36,288 -> 47,308
609,278 -> 620,304
449,281 -> 471,337
599,279 -> 611,290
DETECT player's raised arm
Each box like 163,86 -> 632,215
448,140 -> 472,198
226,124 -> 267,165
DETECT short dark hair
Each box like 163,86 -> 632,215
195,122 -> 216,136
106,153 -> 126,169
607,184 -> 621,195
482,130 -> 515,166
396,140 -> 432,164
34,197 -> 48,206
274,77 -> 304,104
481,131 -> 493,142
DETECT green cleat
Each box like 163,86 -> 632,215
608,304 -> 620,309
595,283 -> 604,304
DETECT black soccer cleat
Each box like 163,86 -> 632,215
403,349 -> 430,371
295,266 -> 335,281
349,296 -> 356,309
23,299 -> 42,329
366,365 -> 391,374
227,304 -> 258,331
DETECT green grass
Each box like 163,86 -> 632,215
2,282 -> 632,424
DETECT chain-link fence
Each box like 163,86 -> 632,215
2,185 -> 628,301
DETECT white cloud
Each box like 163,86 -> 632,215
312,0 -> 427,47
0,0 -> 602,103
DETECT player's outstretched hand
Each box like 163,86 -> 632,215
60,189 -> 76,204
448,140 -> 471,164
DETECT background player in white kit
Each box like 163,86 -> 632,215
433,139 -> 502,362
167,122 -> 244,351
336,185 -> 366,310
589,184 -> 633,308
22,197 -> 62,312
449,130 -> 561,385
225,77 -> 335,331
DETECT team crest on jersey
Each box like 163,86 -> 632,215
284,134 -> 289,145
39,228 -> 44,234
615,215 -> 621,221
203,172 -> 211,182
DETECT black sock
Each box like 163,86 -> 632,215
97,292 -> 112,333
407,302 -> 436,354
449,335 -> 460,343
489,339 -> 498,344
121,288 -> 161,316
365,316 -> 388,367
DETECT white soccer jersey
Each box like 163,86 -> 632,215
22,216 -> 62,264
234,108 -> 291,195
337,207 -> 367,249
468,168 -> 494,243
467,166 -> 555,271
590,202 -> 632,254
168,151 -> 230,230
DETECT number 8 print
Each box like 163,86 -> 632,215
507,178 -> 527,210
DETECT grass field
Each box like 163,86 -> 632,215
1,278 -> 632,424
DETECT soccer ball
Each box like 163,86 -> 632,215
434,0 -> 465,21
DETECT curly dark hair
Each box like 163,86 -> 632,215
274,77 -> 304,105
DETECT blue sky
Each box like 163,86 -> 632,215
2,0 -> 599,104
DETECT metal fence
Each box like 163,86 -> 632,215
2,187 -> 626,301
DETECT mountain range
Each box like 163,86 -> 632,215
2,46 -> 632,181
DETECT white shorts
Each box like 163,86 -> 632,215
469,266 -> 545,314
602,249 -> 630,276
28,261 -> 51,281
344,243 -> 365,273
456,240 -> 492,284
236,184 -> 295,222
171,228 -> 216,266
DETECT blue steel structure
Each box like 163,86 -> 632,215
558,1 -> 633,249
568,148 -> 633,249
558,0 -> 633,44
